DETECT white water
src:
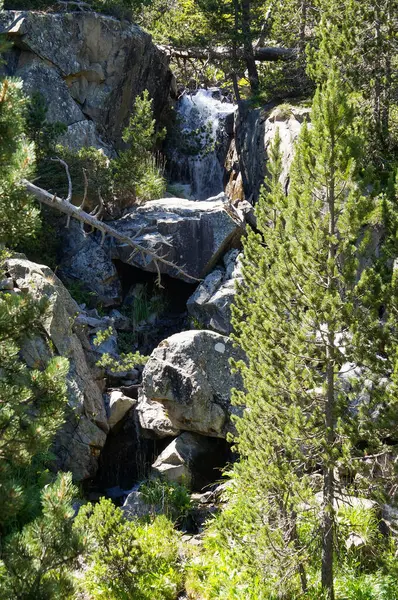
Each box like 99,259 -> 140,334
170,88 -> 236,200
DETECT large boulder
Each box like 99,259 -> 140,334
137,330 -> 245,438
227,102 -> 310,203
5,256 -> 107,480
110,197 -> 244,282
187,249 -> 242,334
0,10 -> 174,149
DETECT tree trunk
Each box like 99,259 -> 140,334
157,45 -> 296,62
240,0 -> 260,94
321,152 -> 336,600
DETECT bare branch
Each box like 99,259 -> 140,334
51,158 -> 72,202
79,169 -> 88,211
158,44 -> 296,63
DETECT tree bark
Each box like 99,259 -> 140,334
158,45 -> 296,62
321,149 -> 336,600
240,0 -> 260,93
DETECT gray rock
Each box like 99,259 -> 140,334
109,309 -> 131,331
111,198 -> 244,282
122,491 -> 158,519
6,256 -> 107,479
0,277 -> 14,290
107,390 -> 135,428
187,249 -> 242,334
231,102 -> 310,203
151,431 -> 226,489
137,391 -> 181,438
0,10 -> 174,148
138,330 -> 245,438
59,222 -> 122,305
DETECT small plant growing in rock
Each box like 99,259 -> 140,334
140,478 -> 192,523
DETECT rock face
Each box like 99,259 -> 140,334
187,249 -> 242,334
5,256 -> 107,480
0,10 -> 174,150
227,102 -> 310,203
59,222 -> 122,305
137,330 -> 245,438
110,197 -> 244,282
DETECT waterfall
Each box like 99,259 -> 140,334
168,88 -> 236,200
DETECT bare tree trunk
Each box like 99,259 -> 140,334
157,45 -> 296,62
241,0 -> 260,94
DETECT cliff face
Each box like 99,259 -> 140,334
0,10 -> 175,151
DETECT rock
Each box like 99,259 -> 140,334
107,390 -> 135,428
231,102 -> 310,203
0,10 -> 174,149
109,309 -> 131,331
111,198 -> 244,282
0,277 -> 14,290
54,413 -> 106,481
122,491 -> 158,519
138,330 -> 245,438
137,391 -> 181,438
187,249 -> 242,334
151,432 -> 228,489
5,256 -> 107,479
59,222 -> 122,305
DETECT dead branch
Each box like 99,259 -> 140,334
158,44 -> 296,63
22,179 -> 201,285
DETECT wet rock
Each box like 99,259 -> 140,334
138,330 -> 245,438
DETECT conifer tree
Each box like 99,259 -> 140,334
0,34 -> 39,247
309,0 -> 397,155
231,69 -> 398,597
0,472 -> 83,600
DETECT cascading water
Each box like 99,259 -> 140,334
167,88 -> 236,200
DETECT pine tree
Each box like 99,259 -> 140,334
0,472 -> 83,599
230,69 -> 398,597
309,0 -> 398,156
0,35 -> 39,247
0,290 -> 69,534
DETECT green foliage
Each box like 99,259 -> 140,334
0,472 -> 83,600
64,279 -> 97,306
75,498 -> 184,600
114,90 -> 166,202
25,93 -> 66,160
96,350 -> 149,373
37,145 -> 113,213
203,69 -> 398,597
0,78 -> 40,247
0,290 -> 69,534
140,478 -> 192,523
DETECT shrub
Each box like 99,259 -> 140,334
140,478 -> 192,523
75,498 -> 184,600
